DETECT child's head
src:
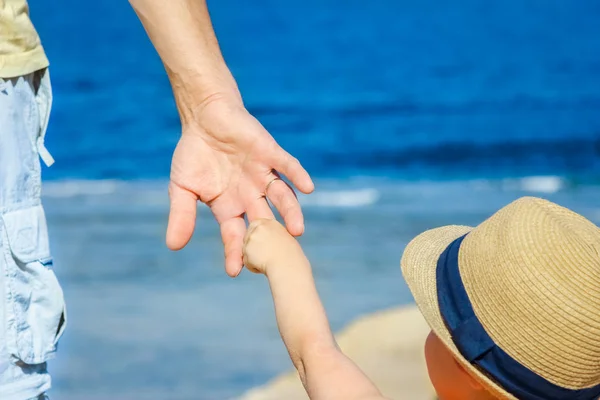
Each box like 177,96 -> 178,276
401,197 -> 600,400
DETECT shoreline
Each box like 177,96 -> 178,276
238,306 -> 436,400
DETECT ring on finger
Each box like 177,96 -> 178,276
264,177 -> 281,197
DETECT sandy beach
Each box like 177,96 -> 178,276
238,306 -> 436,400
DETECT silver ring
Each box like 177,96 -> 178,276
264,177 -> 281,197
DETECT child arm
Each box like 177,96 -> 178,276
243,220 -> 387,400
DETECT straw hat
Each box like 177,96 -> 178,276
401,196 -> 600,399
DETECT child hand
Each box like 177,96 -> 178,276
243,219 -> 303,274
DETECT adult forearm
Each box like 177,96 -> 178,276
129,0 -> 241,124
266,259 -> 337,379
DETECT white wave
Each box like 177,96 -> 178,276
40,176 -> 565,206
299,188 -> 380,208
502,176 -> 565,194
43,180 -> 121,198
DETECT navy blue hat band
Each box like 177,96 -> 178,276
435,234 -> 600,400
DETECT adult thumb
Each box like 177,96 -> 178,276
166,183 -> 198,250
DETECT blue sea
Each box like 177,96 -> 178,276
29,0 -> 600,399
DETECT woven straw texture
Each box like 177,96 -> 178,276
401,196 -> 600,399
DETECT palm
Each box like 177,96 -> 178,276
166,104 -> 313,277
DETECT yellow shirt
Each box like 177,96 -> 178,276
0,0 -> 48,78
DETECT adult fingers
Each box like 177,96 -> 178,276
246,195 -> 275,222
266,177 -> 304,236
270,147 -> 314,194
220,215 -> 247,277
166,182 -> 198,251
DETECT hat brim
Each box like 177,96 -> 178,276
401,225 -> 515,400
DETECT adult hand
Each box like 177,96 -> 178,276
167,96 -> 314,277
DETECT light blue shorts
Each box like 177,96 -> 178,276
0,70 -> 66,400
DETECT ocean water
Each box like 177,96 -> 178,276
25,0 -> 600,398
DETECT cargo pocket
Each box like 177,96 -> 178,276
1,205 -> 66,365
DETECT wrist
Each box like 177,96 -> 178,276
168,67 -> 243,128
264,250 -> 310,278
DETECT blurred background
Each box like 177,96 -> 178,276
30,0 -> 600,399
